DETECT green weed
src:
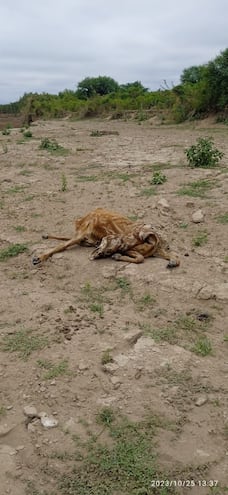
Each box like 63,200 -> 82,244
151,170 -> 167,185
192,231 -> 208,247
101,349 -> 113,365
191,337 -> 213,356
178,179 -> 217,198
216,213 -> 228,224
1,329 -> 48,359
0,243 -> 28,261
37,359 -> 69,379
39,137 -> 68,155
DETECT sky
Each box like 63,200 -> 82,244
0,0 -> 227,104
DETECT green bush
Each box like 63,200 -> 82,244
185,137 -> 224,168
151,171 -> 167,185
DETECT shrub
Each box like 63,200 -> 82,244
151,171 -> 167,185
185,137 -> 224,168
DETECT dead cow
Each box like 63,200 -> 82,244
32,207 -> 180,268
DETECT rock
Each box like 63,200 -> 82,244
102,362 -> 119,374
78,361 -> 89,371
192,209 -> 204,223
23,405 -> 38,418
198,283 -> 228,301
195,395 -> 208,407
39,412 -> 58,428
123,330 -> 143,346
110,376 -> 122,389
157,198 -> 170,210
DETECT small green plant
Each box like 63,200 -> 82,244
192,231 -> 208,247
23,130 -> 33,138
151,171 -> 167,185
96,407 -> 115,426
0,243 -> 28,261
115,277 -> 132,295
1,329 -> 48,359
191,336 -> 213,356
2,127 -> 11,135
136,293 -> 156,311
39,137 -> 68,155
61,172 -> 67,191
179,221 -> 188,229
90,303 -> 104,318
185,137 -> 224,168
101,349 -> 113,365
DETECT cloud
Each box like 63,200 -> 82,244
0,0 -> 227,103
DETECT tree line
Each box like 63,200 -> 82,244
0,48 -> 227,123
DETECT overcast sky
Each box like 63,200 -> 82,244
0,0 -> 227,104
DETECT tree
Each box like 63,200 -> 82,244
180,65 -> 206,84
76,76 -> 119,99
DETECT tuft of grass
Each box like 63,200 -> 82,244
6,185 -> 26,194
139,186 -> 157,197
37,359 -> 69,379
90,303 -> 104,318
0,243 -> 28,261
1,329 -> 48,359
75,175 -> 98,182
191,336 -> 213,356
0,406 -> 6,416
61,172 -> 68,192
192,231 -> 208,247
23,130 -> 33,138
101,349 -> 113,365
136,293 -> 156,312
13,225 -> 26,232
178,179 -> 217,198
179,221 -> 188,229
96,407 -> 115,426
216,213 -> 228,224
115,277 -> 132,296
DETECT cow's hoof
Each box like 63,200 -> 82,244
167,260 -> 178,269
112,253 -> 122,260
32,256 -> 41,265
42,234 -> 49,240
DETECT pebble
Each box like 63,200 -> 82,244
195,395 -> 208,407
23,405 -> 38,418
157,198 -> 170,210
124,330 -> 142,346
39,413 -> 58,428
192,209 -> 204,223
110,376 -> 122,389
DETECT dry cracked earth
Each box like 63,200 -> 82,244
0,117 -> 228,495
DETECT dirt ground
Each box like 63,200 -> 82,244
0,117 -> 228,495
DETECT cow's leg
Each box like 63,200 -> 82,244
32,235 -> 83,265
112,250 -> 144,263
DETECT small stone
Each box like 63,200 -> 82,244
102,362 -> 119,374
39,413 -> 58,428
16,445 -> 25,452
192,209 -> 204,223
78,361 -> 89,371
195,395 -> 208,407
124,330 -> 143,346
110,376 -> 122,389
23,405 -> 38,418
157,198 -> 170,210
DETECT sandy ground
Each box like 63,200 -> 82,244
0,117 -> 228,494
